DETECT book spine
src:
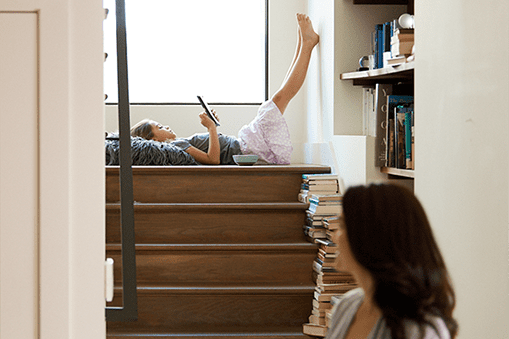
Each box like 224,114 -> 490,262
395,111 -> 406,169
388,118 -> 395,168
374,83 -> 392,167
383,21 -> 391,64
405,111 -> 413,169
376,24 -> 383,69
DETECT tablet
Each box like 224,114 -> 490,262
197,95 -> 220,126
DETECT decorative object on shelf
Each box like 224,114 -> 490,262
358,55 -> 370,71
398,13 -> 414,29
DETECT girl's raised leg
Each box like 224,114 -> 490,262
272,14 -> 319,115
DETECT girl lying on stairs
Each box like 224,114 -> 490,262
130,13 -> 319,165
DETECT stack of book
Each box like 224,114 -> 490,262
388,28 -> 414,66
303,195 -> 343,243
298,173 -> 340,204
303,216 -> 357,337
386,95 -> 414,169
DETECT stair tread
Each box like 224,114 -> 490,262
106,164 -> 331,174
107,202 -> 309,210
113,284 -> 316,293
107,243 -> 316,250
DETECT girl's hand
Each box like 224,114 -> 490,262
199,109 -> 219,130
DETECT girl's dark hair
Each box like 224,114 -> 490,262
342,183 -> 458,339
130,119 -> 154,140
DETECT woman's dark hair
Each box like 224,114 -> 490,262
130,119 -> 154,140
342,183 -> 458,339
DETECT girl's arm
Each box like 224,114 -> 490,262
184,111 -> 221,165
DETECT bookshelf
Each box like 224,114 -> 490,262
340,0 -> 414,179
340,61 -> 414,86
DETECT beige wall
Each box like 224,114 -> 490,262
0,1 -> 105,339
415,1 -> 509,337
308,0 -> 509,337
307,0 -> 509,336
0,12 -> 39,339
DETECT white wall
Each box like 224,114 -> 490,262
415,1 -> 509,337
105,0 -> 308,163
305,0 -> 406,186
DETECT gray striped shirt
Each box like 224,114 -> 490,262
326,288 -> 450,339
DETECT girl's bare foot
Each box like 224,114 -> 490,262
297,13 -> 319,47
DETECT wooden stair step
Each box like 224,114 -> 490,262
106,243 -> 317,286
106,203 -> 309,244
106,165 -> 331,203
107,286 -> 314,335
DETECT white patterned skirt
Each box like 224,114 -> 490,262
237,100 -> 293,164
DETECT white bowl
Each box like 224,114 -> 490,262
233,154 -> 259,166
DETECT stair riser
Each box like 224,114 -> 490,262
107,250 -> 316,285
106,209 -> 307,244
107,292 -> 313,334
107,336 -> 312,339
107,335 -> 311,339
106,172 -> 303,203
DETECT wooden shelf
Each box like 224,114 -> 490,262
380,167 -> 414,178
340,61 -> 414,86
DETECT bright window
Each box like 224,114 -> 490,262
103,0 -> 267,104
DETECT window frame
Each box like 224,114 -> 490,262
105,0 -> 269,106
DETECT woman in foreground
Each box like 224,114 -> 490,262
131,13 -> 319,165
327,184 -> 458,339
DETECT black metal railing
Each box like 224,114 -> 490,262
105,0 -> 138,322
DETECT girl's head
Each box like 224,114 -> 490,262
340,183 -> 457,338
131,119 -> 176,142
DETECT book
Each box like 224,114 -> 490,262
302,323 -> 327,337
302,173 -> 339,180
313,299 -> 332,311
388,118 -> 395,167
301,183 -> 339,192
395,111 -> 406,169
391,33 -> 414,44
310,194 -> 342,201
314,290 -> 337,302
307,212 -> 338,223
303,179 -> 339,186
394,28 -> 414,35
308,203 -> 342,215
376,24 -> 384,68
374,83 -> 393,166
387,55 -> 407,66
316,282 -> 357,293
395,103 -> 413,169
309,314 -> 326,326
362,87 -> 375,136
385,95 -> 413,168
405,110 -> 414,169
303,225 -> 327,240
392,41 -> 414,56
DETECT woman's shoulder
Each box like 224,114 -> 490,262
342,287 -> 364,301
331,288 -> 364,315
404,316 -> 451,339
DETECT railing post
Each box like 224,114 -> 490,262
106,0 -> 138,322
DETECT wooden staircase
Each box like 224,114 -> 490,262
106,165 -> 332,338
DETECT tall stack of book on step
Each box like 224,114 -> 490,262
298,173 -> 340,204
299,176 -> 357,337
300,173 -> 342,243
